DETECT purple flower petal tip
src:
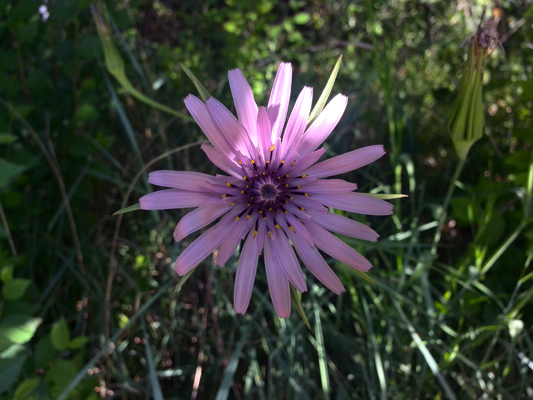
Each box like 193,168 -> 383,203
141,62 -> 399,318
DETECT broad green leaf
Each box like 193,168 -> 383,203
293,12 -> 311,24
0,133 -> 17,144
362,193 -> 408,200
35,335 -> 56,370
51,318 -> 70,351
0,315 -> 42,344
179,63 -> 211,102
113,203 -> 140,216
0,348 -> 27,394
3,278 -> 31,300
45,360 -> 78,398
307,55 -> 343,127
0,265 -> 14,282
14,377 -> 41,399
290,283 -> 311,330
0,158 -> 24,189
68,336 -> 88,350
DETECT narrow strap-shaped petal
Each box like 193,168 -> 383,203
281,86 -> 313,159
288,148 -> 325,177
234,229 -> 259,314
254,216 -> 267,255
303,220 -> 373,272
139,189 -> 219,210
148,171 -> 217,190
173,199 -> 232,242
264,236 -> 291,318
306,209 -> 380,241
229,68 -> 258,143
290,232 -> 345,294
310,192 -> 394,216
257,106 -> 272,165
174,221 -> 236,275
300,179 -> 357,194
184,95 -> 233,155
291,195 -> 328,213
201,143 -> 242,178
271,226 -> 307,293
216,214 -> 257,266
302,145 -> 386,178
296,94 -> 348,156
206,97 -> 255,157
267,62 -> 292,140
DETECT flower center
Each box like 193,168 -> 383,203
259,183 -> 279,200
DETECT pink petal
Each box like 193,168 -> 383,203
288,148 -> 326,177
281,86 -> 313,159
291,195 -> 328,213
270,226 -> 307,293
201,143 -> 242,178
264,236 -> 291,318
184,95 -> 233,154
307,210 -> 380,241
206,97 -> 254,157
257,106 -> 273,163
303,220 -> 373,272
290,232 -> 345,294
173,199 -> 232,242
139,189 -> 219,210
296,94 -> 348,156
174,221 -> 235,275
300,179 -> 357,193
234,229 -> 259,314
267,62 -> 292,140
310,192 -> 393,216
302,145 -> 386,178
216,214 -> 257,266
229,69 -> 258,142
148,171 -> 217,190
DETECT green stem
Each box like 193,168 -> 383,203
431,157 -> 466,256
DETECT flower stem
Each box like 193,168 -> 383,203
431,157 -> 466,257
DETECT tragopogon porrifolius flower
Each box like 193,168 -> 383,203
140,63 -> 392,318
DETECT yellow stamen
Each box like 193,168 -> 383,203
275,224 -> 280,229
268,231 -> 271,238
289,226 -> 295,232
226,182 -> 231,187
221,194 -> 227,198
235,216 -> 240,221
247,215 -> 250,219
254,230 -> 257,238
251,159 -> 255,164
270,145 -> 274,152
302,175 -> 307,178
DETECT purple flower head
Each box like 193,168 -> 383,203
140,63 -> 392,318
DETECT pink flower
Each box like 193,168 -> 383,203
140,63 -> 392,318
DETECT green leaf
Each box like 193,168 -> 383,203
362,193 -> 408,200
113,203 -> 140,216
0,347 -> 27,394
290,283 -> 311,330
14,377 -> 41,399
3,278 -> 31,300
179,63 -> 211,102
74,103 -> 99,122
45,360 -> 78,398
307,55 -> 343,127
35,335 -> 56,370
0,315 -> 42,345
68,336 -> 88,350
293,12 -> 311,24
0,158 -> 25,189
51,318 -> 70,351
0,133 -> 18,144
1,265 -> 14,282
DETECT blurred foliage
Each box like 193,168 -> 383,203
0,0 -> 532,399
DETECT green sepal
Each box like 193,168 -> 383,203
307,55 -> 343,127
289,283 -> 312,331
173,266 -> 198,294
179,63 -> 211,102
113,203 -> 140,216
350,269 -> 376,285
